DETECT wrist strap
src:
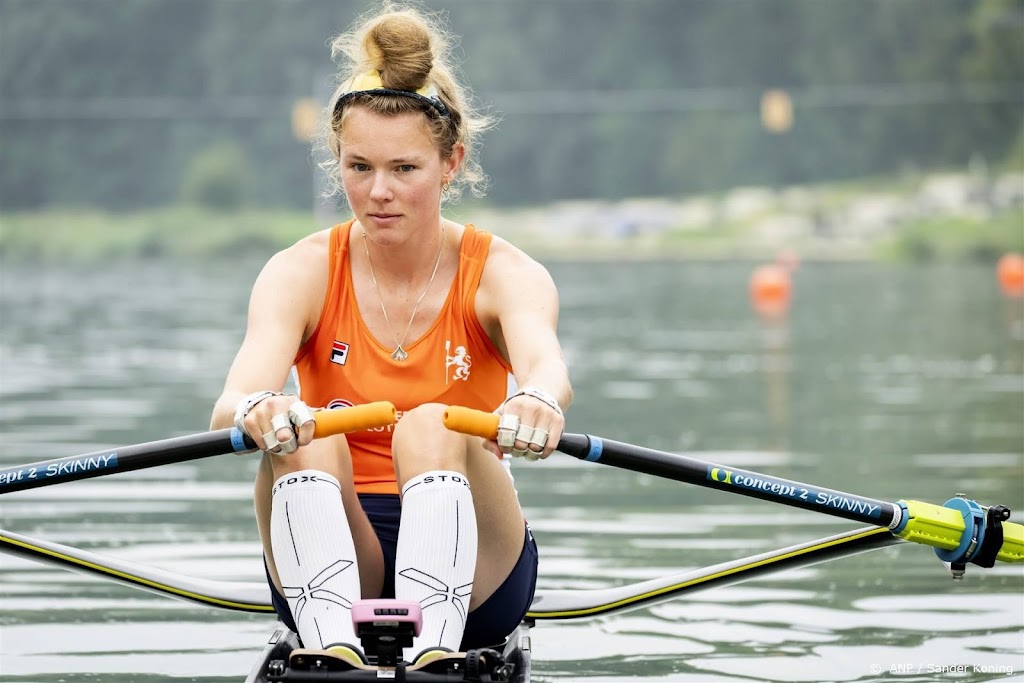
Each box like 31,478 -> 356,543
501,386 -> 563,415
233,390 -> 283,434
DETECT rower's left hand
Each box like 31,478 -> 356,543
487,388 -> 565,461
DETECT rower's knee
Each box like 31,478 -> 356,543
393,403 -> 467,478
264,433 -> 352,482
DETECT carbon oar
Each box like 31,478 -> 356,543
0,402 -> 396,494
443,407 -> 1024,576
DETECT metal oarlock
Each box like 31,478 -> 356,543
932,496 -> 1012,581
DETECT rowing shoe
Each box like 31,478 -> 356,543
247,599 -> 530,682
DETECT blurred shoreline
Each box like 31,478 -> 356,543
2,170 -> 1021,263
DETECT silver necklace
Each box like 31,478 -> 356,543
362,225 -> 446,362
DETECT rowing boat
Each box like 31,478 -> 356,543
0,403 -> 1020,680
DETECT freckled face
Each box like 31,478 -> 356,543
339,107 -> 454,240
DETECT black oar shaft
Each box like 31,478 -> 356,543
558,434 -> 897,527
0,401 -> 398,495
0,428 -> 253,494
440,406 -> 898,527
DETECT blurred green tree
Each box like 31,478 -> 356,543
180,141 -> 250,211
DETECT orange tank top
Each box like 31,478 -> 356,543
293,220 -> 513,494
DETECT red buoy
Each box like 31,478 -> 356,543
997,253 -> 1024,297
750,264 -> 792,318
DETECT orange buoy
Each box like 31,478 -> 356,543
997,253 -> 1024,297
750,264 -> 792,317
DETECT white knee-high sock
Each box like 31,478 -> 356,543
270,470 -> 361,650
396,471 -> 477,656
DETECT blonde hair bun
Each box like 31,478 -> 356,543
363,11 -> 434,92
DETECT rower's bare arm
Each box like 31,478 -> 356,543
209,242 -> 324,431
480,238 -> 572,409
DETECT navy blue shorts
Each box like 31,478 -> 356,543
267,493 -> 538,650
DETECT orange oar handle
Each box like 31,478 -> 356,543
313,401 -> 397,438
443,406 -> 500,439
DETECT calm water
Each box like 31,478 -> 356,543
1,258 -> 1022,683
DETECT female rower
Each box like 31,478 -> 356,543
209,3 -> 571,666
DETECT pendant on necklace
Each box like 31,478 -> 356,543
391,346 -> 409,362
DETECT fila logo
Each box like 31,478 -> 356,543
331,340 -> 350,366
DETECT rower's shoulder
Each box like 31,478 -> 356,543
256,228 -> 332,289
283,227 -> 333,264
474,230 -> 557,325
480,231 -> 551,282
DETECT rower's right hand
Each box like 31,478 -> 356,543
233,391 -> 317,454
